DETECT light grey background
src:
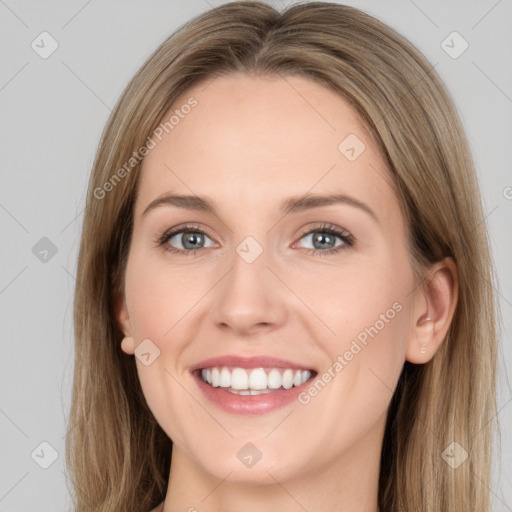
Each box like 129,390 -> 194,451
1,0 -> 511,510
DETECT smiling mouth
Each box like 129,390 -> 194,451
197,366 -> 317,395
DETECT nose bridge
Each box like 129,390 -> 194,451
210,231 -> 286,334
227,232 -> 273,304
226,221 -> 274,286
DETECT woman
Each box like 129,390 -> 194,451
65,2 -> 498,511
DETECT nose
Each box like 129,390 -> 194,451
210,242 -> 288,337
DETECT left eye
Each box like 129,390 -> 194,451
164,230 -> 216,251
295,228 -> 349,251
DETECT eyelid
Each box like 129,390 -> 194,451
157,222 -> 218,247
295,222 -> 352,241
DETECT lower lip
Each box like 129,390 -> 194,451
193,371 -> 313,415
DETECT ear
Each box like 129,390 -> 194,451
116,293 -> 135,355
406,257 -> 458,364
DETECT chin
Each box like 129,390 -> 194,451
193,441 -> 305,485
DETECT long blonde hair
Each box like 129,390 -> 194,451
66,2 -> 498,510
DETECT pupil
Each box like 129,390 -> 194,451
314,232 -> 334,249
183,232 -> 203,249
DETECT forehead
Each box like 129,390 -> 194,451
135,73 -> 397,220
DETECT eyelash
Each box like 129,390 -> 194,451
156,223 -> 354,257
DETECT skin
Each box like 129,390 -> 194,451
117,73 -> 458,512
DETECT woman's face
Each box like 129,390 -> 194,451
118,73 -> 423,484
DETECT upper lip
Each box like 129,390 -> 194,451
190,355 -> 316,373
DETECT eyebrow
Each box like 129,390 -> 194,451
142,192 -> 378,222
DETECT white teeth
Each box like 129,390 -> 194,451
282,369 -> 294,389
267,368 -> 282,389
231,368 -> 249,390
229,388 -> 274,395
249,368 -> 267,390
199,366 -> 313,391
219,367 -> 231,387
211,367 -> 220,387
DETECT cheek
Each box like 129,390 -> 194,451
293,281 -> 412,457
291,254 -> 413,352
123,248 -> 204,339
300,249 -> 414,396
122,247 -> 214,442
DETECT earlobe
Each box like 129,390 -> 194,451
405,257 -> 458,364
419,316 -> 431,354
406,314 -> 434,363
121,336 -> 135,355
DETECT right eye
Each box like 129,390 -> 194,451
158,225 -> 217,255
